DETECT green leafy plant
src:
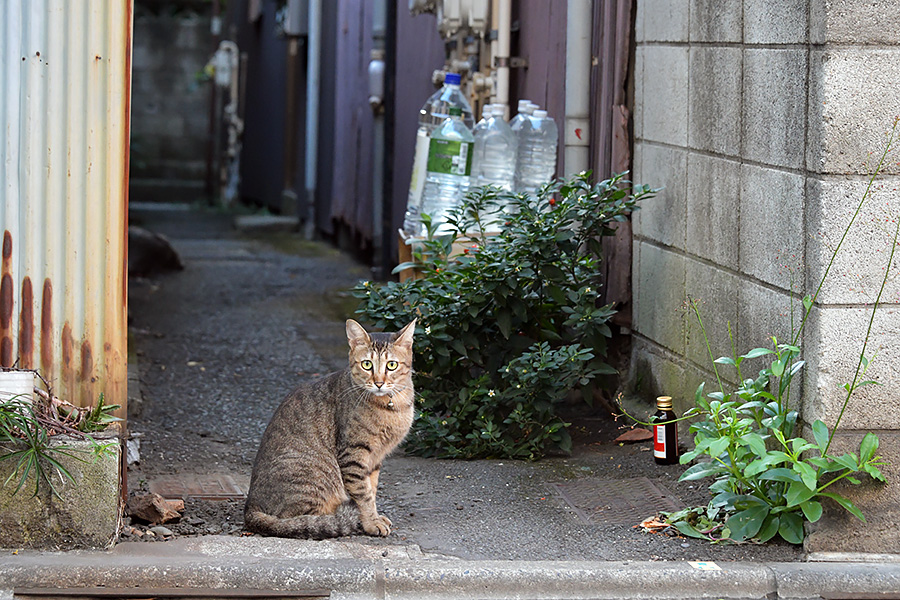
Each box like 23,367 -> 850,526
1,386 -> 120,497
355,172 -> 657,459
652,118 -> 898,544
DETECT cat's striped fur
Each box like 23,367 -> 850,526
244,319 -> 416,539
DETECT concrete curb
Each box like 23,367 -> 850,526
3,538 -> 900,599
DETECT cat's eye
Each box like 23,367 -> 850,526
386,360 -> 399,371
360,359 -> 373,370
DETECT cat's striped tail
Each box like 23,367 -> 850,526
244,502 -> 361,539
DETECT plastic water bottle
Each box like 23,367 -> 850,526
417,106 -> 474,237
514,108 -> 558,195
473,104 -> 517,192
509,99 -> 535,132
403,73 -> 474,236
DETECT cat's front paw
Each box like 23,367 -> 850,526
362,514 -> 392,536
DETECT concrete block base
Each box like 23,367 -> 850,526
804,430 -> 900,554
0,435 -> 121,550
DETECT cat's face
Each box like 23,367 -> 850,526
346,319 -> 416,397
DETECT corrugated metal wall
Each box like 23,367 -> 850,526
0,1 -> 132,411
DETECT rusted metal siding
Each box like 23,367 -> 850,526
0,1 -> 132,412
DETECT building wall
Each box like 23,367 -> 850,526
131,10 -> 214,203
0,1 -> 131,411
632,0 -> 900,551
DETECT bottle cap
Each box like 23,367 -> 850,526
444,72 -> 461,86
533,109 -> 548,118
517,99 -> 530,111
656,396 -> 673,409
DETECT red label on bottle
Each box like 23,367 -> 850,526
654,424 -> 666,458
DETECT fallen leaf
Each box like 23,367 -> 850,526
614,427 -> 653,443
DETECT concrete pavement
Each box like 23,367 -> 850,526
4,205 -> 893,599
2,536 -> 900,599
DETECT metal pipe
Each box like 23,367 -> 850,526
370,0 -> 387,275
380,0 -> 397,278
564,0 -> 591,177
303,0 -> 322,238
495,0 -> 511,109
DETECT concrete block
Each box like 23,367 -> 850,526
628,337 -> 710,421
636,0 -> 690,42
634,241 -> 687,355
803,305 -> 900,429
686,154 -> 741,269
805,175 -> 900,306
804,430 -> 900,553
0,436 -> 121,549
634,47 -> 644,141
633,143 -> 688,249
684,258 -> 740,369
807,49 -> 900,175
640,46 -> 689,147
740,165 -> 806,290
737,280 -> 805,378
690,0 -> 741,42
688,47 -> 742,156
810,0 -> 900,44
743,49 -> 809,170
744,0 -> 809,44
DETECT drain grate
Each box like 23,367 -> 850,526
549,477 -> 683,526
149,475 -> 245,500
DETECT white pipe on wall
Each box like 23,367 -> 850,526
495,0 -> 511,110
564,0 -> 591,177
304,0 -> 322,238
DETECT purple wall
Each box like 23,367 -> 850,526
389,7 -> 447,258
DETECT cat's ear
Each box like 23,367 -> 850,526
346,319 -> 371,349
393,319 -> 417,351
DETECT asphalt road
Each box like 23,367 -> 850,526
126,205 -> 803,563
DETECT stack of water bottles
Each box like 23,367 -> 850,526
402,72 -> 558,239
403,73 -> 474,238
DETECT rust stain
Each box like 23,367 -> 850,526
41,279 -> 53,374
62,322 -> 75,401
19,277 -> 33,368
0,275 -> 11,329
81,340 -> 94,402
1,231 -> 13,367
1,291 -> 12,369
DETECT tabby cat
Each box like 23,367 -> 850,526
244,319 -> 416,539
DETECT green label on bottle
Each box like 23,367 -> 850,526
426,139 -> 473,176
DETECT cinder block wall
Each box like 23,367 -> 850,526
131,12 -> 214,203
632,0 -> 900,551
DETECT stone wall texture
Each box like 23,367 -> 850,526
632,0 -> 900,551
131,13 -> 214,202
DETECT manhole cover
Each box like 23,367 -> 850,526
149,475 -> 245,500
549,477 -> 682,525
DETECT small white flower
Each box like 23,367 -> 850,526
488,389 -> 496,397
425,326 -> 432,334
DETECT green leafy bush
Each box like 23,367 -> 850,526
354,172 -> 656,459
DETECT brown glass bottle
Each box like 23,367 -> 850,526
652,396 -> 679,465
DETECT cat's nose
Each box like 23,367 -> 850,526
374,381 -> 384,388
